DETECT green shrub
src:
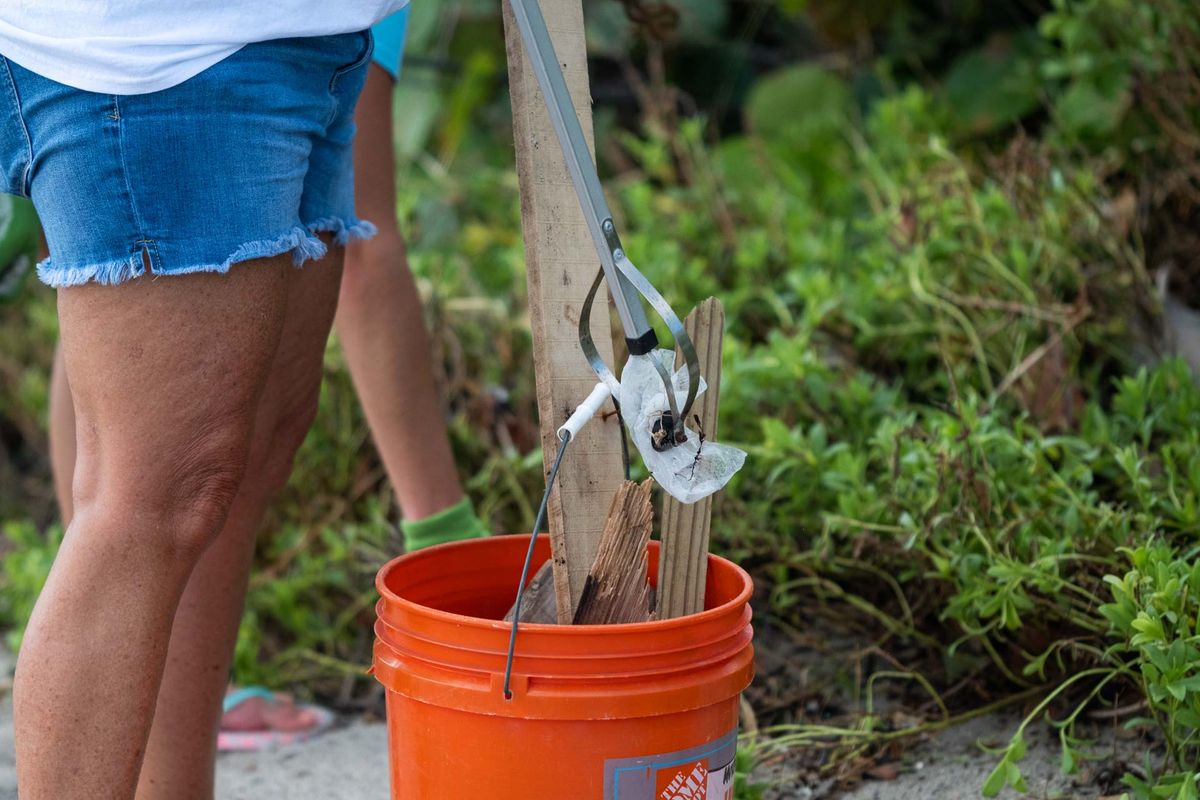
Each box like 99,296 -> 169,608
0,520 -> 62,653
1,1 -> 1199,797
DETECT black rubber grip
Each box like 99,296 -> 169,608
626,329 -> 658,356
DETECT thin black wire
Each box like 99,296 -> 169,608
612,398 -> 632,480
503,429 -> 572,700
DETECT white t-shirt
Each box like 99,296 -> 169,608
0,1 -> 409,95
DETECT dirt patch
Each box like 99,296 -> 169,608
753,711 -> 1145,799
744,615 -> 1156,799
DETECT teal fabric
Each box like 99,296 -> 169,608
401,497 -> 489,551
370,6 -> 410,81
222,686 -> 278,714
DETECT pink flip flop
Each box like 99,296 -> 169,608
217,686 -> 336,752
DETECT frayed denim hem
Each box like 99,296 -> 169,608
36,226 -> 327,288
306,216 -> 377,247
38,252 -> 147,287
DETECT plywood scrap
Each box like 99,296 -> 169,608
503,561 -> 558,625
573,479 -> 656,625
657,298 -> 725,619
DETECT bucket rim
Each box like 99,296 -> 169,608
374,534 -> 753,634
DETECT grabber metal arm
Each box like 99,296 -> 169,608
508,0 -> 700,436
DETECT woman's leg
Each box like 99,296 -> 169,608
14,257 -> 292,800
47,304 -> 323,776
135,244 -> 345,800
48,342 -> 75,523
31,250 -> 344,800
335,65 -> 465,521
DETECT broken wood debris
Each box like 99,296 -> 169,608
573,479 -> 656,625
506,479 -> 657,626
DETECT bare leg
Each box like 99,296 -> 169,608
135,244 -> 345,800
46,318 -> 322,797
14,257 -> 292,800
336,65 -> 464,520
42,248 -> 345,799
48,343 -> 75,523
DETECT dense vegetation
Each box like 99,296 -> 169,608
2,0 -> 1199,796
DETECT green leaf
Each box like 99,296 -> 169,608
1060,730 -> 1077,775
1007,760 -> 1028,793
982,760 -> 1009,797
1009,733 -> 1027,762
745,65 -> 851,151
944,34 -> 1044,135
1131,613 -> 1166,643
1100,601 -> 1136,632
1054,77 -> 1131,141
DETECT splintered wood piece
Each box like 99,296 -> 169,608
502,0 -> 624,623
657,298 -> 726,619
503,561 -> 558,625
573,480 -> 656,625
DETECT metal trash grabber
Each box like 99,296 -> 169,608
502,0 -> 750,699
507,0 -> 700,444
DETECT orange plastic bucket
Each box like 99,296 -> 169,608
373,534 -> 754,798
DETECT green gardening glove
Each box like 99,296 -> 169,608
0,195 -> 40,301
400,497 -> 490,551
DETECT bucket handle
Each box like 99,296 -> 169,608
503,429 -> 572,700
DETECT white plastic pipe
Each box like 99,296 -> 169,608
556,382 -> 612,441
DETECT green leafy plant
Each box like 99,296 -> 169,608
1102,545 -> 1200,798
733,740 -> 768,800
1,1 -> 1199,797
0,520 -> 62,653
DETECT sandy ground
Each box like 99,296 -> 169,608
0,696 -> 391,800
0,695 -> 1124,800
215,722 -> 391,800
0,644 -> 1140,799
0,644 -> 395,800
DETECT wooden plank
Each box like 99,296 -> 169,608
573,480 -> 655,625
656,298 -> 726,618
503,561 -> 558,624
502,0 -> 623,622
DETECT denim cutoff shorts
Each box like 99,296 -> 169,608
0,31 -> 376,288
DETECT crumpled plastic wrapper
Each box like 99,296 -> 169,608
619,349 -> 746,504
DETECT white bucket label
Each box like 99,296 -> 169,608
603,729 -> 737,799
